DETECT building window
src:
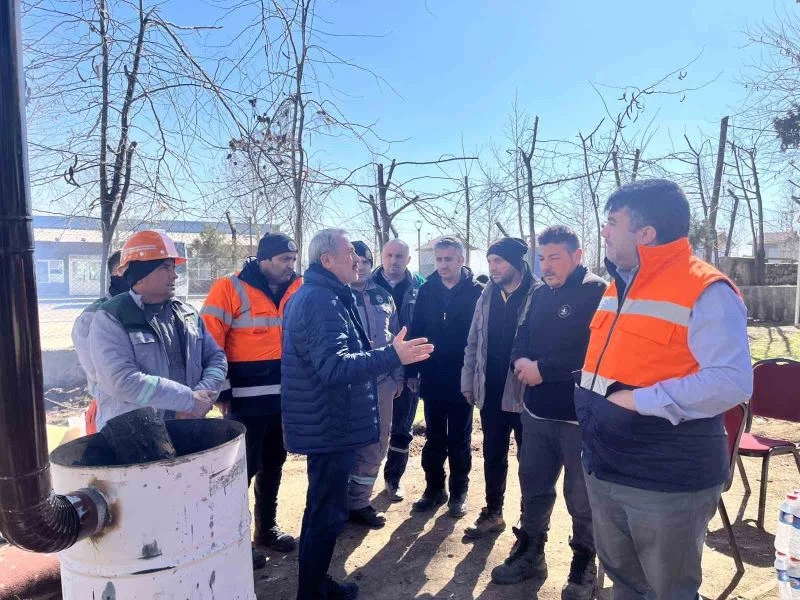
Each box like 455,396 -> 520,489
36,259 -> 65,283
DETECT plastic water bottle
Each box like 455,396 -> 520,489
788,557 -> 800,600
792,501 -> 800,559
778,552 -> 793,600
777,494 -> 798,555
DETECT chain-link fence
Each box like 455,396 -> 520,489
34,215 -> 262,398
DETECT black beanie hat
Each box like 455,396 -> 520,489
352,241 -> 373,265
124,258 -> 167,286
257,232 -> 298,261
487,237 -> 528,272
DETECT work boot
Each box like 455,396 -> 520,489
255,524 -> 296,553
448,493 -> 468,518
561,550 -> 597,600
251,546 -> 267,570
412,488 -> 448,512
490,527 -> 548,585
324,575 -> 359,599
464,507 -> 506,539
385,479 -> 405,502
349,505 -> 387,529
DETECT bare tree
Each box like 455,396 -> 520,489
24,0 -> 234,291
729,141 -> 766,283
351,156 -> 477,249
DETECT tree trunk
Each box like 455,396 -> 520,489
515,160 -> 524,238
520,116 -> 539,268
707,116 -> 729,265
464,175 -> 471,266
631,149 -> 641,182
376,163 -> 392,246
367,193 -> 381,249
725,189 -> 739,257
579,130 -> 603,272
732,147 -> 759,279
225,211 -> 237,273
749,149 -> 766,285
100,230 -> 112,297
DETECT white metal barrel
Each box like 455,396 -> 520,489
50,419 -> 256,600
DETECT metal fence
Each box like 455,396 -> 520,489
33,218 -> 257,394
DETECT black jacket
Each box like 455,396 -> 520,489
406,267 -> 484,400
281,264 -> 401,454
510,265 -> 606,421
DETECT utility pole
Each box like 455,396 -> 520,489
415,220 -> 422,275
225,211 -> 237,273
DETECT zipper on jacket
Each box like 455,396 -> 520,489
588,270 -> 638,393
149,316 -> 171,373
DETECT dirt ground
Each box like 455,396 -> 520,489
34,324 -> 799,599
253,414 -> 796,600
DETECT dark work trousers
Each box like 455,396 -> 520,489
383,385 -> 420,485
297,450 -> 356,600
228,413 -> 287,537
586,471 -> 722,600
519,410 -> 594,553
421,397 -> 474,497
480,400 -> 522,515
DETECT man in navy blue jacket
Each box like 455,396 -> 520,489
282,228 -> 433,600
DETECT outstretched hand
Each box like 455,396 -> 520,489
392,326 -> 434,366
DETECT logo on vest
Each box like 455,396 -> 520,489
376,295 -> 384,303
558,304 -> 572,318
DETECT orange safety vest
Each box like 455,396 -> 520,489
581,238 -> 738,394
201,273 -> 302,403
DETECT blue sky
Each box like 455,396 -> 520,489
26,0 -> 797,264
294,0 -> 776,155
269,0 -> 791,246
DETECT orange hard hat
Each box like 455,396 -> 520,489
119,230 -> 187,270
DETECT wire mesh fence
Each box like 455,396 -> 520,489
33,215 -> 261,395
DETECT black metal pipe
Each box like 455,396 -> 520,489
0,0 -> 108,552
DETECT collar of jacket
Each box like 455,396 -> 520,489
372,265 -> 419,288
605,237 -> 691,290
351,278 -> 378,294
545,264 -> 588,293
111,292 -> 195,333
131,290 -> 192,315
305,263 -> 355,304
238,256 -> 299,299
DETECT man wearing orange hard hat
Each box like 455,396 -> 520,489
88,230 -> 228,430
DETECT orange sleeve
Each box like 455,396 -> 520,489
200,277 -> 238,351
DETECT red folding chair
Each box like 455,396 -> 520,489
738,358 -> 800,530
718,402 -> 749,574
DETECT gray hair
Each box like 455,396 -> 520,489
434,236 -> 464,256
308,228 -> 349,265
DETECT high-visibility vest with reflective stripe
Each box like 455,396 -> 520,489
201,273 -> 302,404
581,238 -> 737,395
